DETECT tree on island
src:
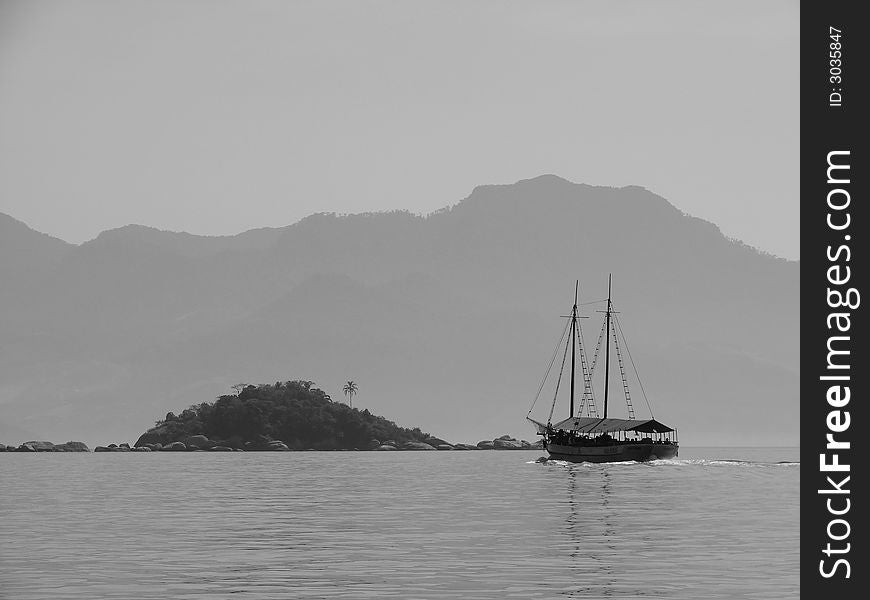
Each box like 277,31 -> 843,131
343,380 -> 358,408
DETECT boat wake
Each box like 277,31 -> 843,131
529,458 -> 640,467
528,457 -> 799,468
649,458 -> 799,468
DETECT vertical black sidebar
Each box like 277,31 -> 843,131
802,2 -> 866,597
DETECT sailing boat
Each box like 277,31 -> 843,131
527,276 -> 679,462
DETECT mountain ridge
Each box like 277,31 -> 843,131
3,176 -> 793,263
0,176 -> 798,447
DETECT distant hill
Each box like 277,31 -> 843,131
0,212 -> 71,278
0,175 -> 798,446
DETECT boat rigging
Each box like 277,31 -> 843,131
527,276 -> 679,462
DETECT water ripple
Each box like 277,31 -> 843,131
0,448 -> 798,599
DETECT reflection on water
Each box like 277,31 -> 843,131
0,449 -> 798,599
562,466 -> 617,598
538,453 -> 799,599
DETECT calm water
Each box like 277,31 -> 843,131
1,448 -> 798,599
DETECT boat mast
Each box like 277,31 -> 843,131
603,274 -> 612,419
569,280 -> 578,419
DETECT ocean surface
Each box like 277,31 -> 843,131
1,447 -> 798,599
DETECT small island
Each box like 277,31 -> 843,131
2,380 -> 541,452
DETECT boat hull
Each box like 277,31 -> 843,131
545,442 -> 678,463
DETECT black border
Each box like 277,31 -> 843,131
802,3 -> 866,596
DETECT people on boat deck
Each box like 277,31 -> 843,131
546,429 -> 675,445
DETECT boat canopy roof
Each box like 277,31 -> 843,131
551,417 -> 674,434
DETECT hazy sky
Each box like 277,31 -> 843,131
0,0 -> 799,258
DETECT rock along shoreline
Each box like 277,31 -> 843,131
1,435 -> 543,453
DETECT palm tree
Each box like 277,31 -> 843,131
343,381 -> 358,408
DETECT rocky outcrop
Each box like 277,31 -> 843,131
0,433 -> 541,453
55,441 -> 90,452
424,436 -> 450,447
94,444 -> 128,452
24,440 -> 56,451
0,440 -> 91,452
184,435 -> 214,449
401,441 -> 437,451
87,434 -> 297,452
134,423 -> 190,448
463,435 -> 543,450
105,445 -> 135,452
493,438 -> 523,449
161,441 -> 188,451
